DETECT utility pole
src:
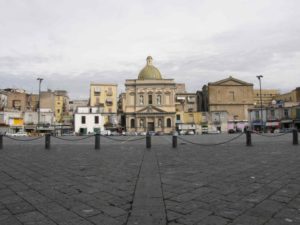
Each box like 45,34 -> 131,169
37,78 -> 43,133
256,75 -> 263,132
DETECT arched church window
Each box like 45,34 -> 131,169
130,119 -> 135,128
166,118 -> 171,128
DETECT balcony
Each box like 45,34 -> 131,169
106,98 -> 113,106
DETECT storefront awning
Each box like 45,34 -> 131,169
266,121 -> 279,127
281,120 -> 293,123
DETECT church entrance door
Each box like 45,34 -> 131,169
147,122 -> 155,131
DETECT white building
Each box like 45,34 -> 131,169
74,107 -> 104,135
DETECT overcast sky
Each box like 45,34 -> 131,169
0,0 -> 299,99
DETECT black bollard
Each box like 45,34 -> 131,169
45,134 -> 51,149
146,134 -> 151,149
0,134 -> 3,150
246,130 -> 252,146
172,135 -> 177,148
95,133 -> 100,150
293,129 -> 298,145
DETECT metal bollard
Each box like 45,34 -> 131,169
293,129 -> 298,145
246,130 -> 252,146
95,133 -> 100,150
0,134 -> 3,150
172,135 -> 177,148
146,134 -> 151,149
45,134 -> 51,149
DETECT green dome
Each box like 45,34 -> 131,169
138,56 -> 162,80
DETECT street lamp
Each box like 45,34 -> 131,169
256,75 -> 263,132
37,78 -> 43,132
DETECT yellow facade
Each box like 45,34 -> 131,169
253,89 -> 280,107
54,91 -> 69,123
90,83 -> 118,114
182,112 -> 202,124
55,95 -> 63,123
275,88 -> 300,103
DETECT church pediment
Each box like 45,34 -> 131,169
209,76 -> 253,86
136,105 -> 167,113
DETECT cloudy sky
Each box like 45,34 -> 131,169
0,0 -> 299,98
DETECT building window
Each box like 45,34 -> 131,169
255,111 -> 260,120
270,110 -> 275,117
176,114 -> 181,121
157,95 -> 161,105
166,118 -> 171,128
81,116 -> 86,124
107,87 -> 113,96
139,119 -> 144,128
57,109 -> 60,113
130,119 -> 135,128
148,95 -> 152,105
96,97 -> 100,105
139,95 -> 144,105
158,119 -> 162,128
95,116 -> 99,124
284,109 -> 289,118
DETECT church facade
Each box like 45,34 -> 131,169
121,56 -> 177,134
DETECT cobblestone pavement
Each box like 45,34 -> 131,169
0,133 -> 299,225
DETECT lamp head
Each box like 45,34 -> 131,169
256,75 -> 263,79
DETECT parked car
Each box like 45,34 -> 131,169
208,130 -> 220,134
179,130 -> 186,135
202,127 -> 208,134
111,131 -> 121,136
100,130 -> 111,136
139,132 -> 147,136
155,131 -> 164,136
6,131 -> 28,137
187,130 -> 195,135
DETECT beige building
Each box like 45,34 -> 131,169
208,76 -> 254,121
89,83 -> 118,126
122,56 -> 177,133
274,87 -> 300,103
40,90 -> 55,112
5,89 -> 29,111
253,89 -> 280,107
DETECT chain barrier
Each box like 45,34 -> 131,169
177,132 -> 245,146
101,135 -> 146,142
3,135 -> 44,142
51,135 -> 94,142
251,130 -> 292,138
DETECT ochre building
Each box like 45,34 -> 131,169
208,76 -> 254,121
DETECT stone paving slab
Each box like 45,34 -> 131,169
0,133 -> 299,225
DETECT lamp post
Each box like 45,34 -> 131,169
256,75 -> 263,132
37,78 -> 43,132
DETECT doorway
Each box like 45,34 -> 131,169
147,122 -> 154,131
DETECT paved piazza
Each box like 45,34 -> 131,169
0,133 -> 300,225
